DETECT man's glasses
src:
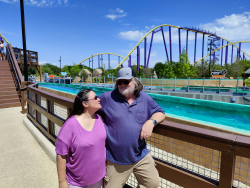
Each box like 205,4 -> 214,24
88,96 -> 99,101
117,80 -> 131,85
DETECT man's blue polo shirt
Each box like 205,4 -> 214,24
98,89 -> 165,165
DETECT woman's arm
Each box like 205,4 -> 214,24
56,154 -> 68,188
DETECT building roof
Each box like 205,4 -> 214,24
93,69 -> 103,74
78,69 -> 92,76
245,68 -> 250,74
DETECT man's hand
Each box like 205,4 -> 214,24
140,120 -> 154,140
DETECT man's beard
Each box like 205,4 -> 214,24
118,84 -> 135,97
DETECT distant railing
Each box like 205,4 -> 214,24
25,82 -> 250,188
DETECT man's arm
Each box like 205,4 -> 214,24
140,112 -> 165,140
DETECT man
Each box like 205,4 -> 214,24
98,67 -> 165,188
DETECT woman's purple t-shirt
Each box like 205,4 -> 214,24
55,114 -> 106,187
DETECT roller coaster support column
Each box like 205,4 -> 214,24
147,31 -> 155,68
137,46 -> 140,71
239,43 -> 242,60
231,45 -> 234,64
98,55 -> 100,68
161,27 -> 169,61
202,34 -> 205,77
129,55 -> 131,67
221,40 -> 224,66
194,32 -> 197,65
178,28 -> 181,61
186,30 -> 188,62
144,38 -> 147,68
108,54 -> 110,69
169,26 -> 172,62
225,41 -> 229,64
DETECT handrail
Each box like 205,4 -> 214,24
25,83 -> 250,188
6,43 -> 24,96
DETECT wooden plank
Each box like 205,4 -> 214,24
219,152 -> 235,188
155,160 -> 218,188
234,136 -> 250,158
27,100 -> 64,127
27,113 -> 56,143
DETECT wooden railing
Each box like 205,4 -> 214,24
24,82 -> 250,188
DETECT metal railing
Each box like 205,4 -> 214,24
24,82 -> 250,188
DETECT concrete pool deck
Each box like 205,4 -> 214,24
0,107 -> 58,188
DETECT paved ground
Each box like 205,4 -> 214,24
0,107 -> 58,188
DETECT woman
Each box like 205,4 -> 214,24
56,89 -> 106,188
0,40 -> 4,61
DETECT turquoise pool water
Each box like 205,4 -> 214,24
39,83 -> 250,135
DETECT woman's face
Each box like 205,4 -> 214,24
86,91 -> 101,110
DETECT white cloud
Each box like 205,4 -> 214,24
200,12 -> 250,41
39,61 -> 48,65
0,0 -> 69,7
105,8 -> 127,20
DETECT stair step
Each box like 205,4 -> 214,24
0,83 -> 16,87
0,77 -> 14,82
0,87 -> 17,92
0,102 -> 21,109
0,71 -> 12,74
0,91 -> 19,96
1,64 -> 10,68
0,98 -> 20,104
0,72 -> 12,76
0,61 -> 9,65
0,95 -> 19,100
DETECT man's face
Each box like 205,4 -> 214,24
117,79 -> 135,97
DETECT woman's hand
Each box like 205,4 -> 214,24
59,180 -> 69,188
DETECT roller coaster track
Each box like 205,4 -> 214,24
77,52 -> 138,66
194,41 -> 250,65
114,24 -> 250,69
0,33 -> 10,44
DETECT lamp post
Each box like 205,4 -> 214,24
59,56 -> 61,71
20,0 -> 28,81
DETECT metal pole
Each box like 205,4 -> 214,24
188,77 -> 190,92
186,30 -> 188,62
194,32 -> 197,65
92,56 -> 93,83
219,78 -> 221,94
162,77 -> 163,90
108,54 -> 110,70
169,26 -> 172,62
231,45 -> 234,64
147,32 -> 154,68
236,77 -> 239,94
137,46 -> 140,71
151,76 -> 152,89
225,41 -> 229,64
20,0 -> 28,81
203,77 -> 205,93
161,27 -> 169,61
221,40 -> 223,66
174,77 -> 176,91
144,38 -> 147,68
112,74 -> 113,87
209,39 -> 212,78
82,76 -> 84,84
202,34 -> 205,77
178,28 -> 181,61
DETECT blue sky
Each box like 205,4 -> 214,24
1,0 -> 250,69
